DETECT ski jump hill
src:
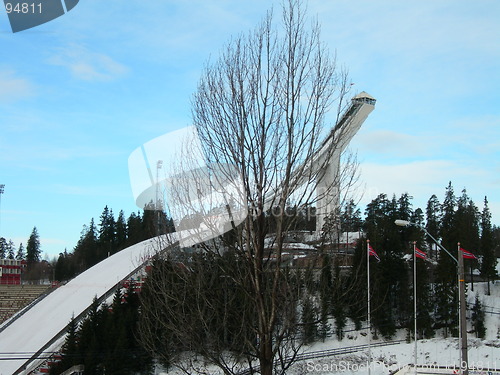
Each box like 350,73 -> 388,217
0,91 -> 376,374
0,235 -> 171,375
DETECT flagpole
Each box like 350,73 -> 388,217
367,239 -> 371,375
457,242 -> 468,375
413,241 -> 418,374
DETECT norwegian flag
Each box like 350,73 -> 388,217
460,247 -> 477,259
415,247 -> 427,259
369,245 -> 381,262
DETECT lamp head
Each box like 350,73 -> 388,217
394,219 -> 410,227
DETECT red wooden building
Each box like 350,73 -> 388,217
0,259 -> 25,284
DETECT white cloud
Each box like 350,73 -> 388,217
354,130 -> 430,158
0,70 -> 35,102
48,44 -> 128,81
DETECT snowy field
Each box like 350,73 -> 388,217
154,334 -> 500,375
155,279 -> 500,375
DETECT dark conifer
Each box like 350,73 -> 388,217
74,219 -> 98,270
0,237 -> 6,258
434,183 -> 458,335
426,194 -> 441,259
471,294 -> 486,338
480,197 -> 497,295
7,240 -> 15,259
26,226 -> 41,266
301,296 -> 318,344
98,206 -> 116,258
15,243 -> 25,260
115,210 -> 128,251
126,211 -> 144,246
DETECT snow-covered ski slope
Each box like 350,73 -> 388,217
0,235 -> 170,375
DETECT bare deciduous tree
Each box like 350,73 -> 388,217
139,1 -> 361,374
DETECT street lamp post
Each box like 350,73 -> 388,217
395,219 -> 468,375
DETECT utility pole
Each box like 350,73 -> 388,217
458,242 -> 468,375
155,161 -> 163,236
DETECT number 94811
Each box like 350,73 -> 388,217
5,2 -> 42,14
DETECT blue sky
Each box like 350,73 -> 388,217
1,0 -> 499,259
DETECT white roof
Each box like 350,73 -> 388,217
352,91 -> 375,100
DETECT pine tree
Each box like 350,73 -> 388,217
74,219 -> 98,270
414,257 -> 435,339
7,240 -> 15,259
77,297 -> 104,374
455,189 -> 480,292
435,183 -> 458,335
397,193 -> 413,222
471,294 -> 486,338
50,316 -> 79,375
16,243 -> 25,260
426,194 -> 441,259
62,316 -> 79,368
126,211 -> 143,246
54,251 -> 77,281
440,182 -> 457,253
455,189 -> 480,253
340,199 -> 363,232
301,296 -> 318,344
346,240 -> 367,331
26,226 -> 41,266
0,237 -> 6,258
115,210 -> 128,251
480,197 -> 497,295
408,208 -> 426,247
98,206 -> 116,259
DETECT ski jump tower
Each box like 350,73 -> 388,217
314,91 -> 376,233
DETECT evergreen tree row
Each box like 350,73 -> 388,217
137,183 -> 500,350
0,226 -> 40,263
0,237 -> 24,260
49,285 -> 153,375
54,206 -> 174,281
344,182 -> 498,340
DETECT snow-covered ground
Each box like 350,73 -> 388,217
287,278 -> 500,374
0,245 -> 498,375
154,277 -> 500,375
287,332 -> 500,375
153,333 -> 500,375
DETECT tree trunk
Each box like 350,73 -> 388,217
259,337 -> 273,375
